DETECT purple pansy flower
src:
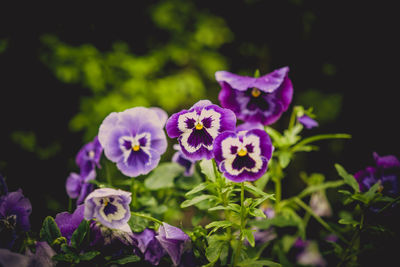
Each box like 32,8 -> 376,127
354,152 -> 400,195
65,170 -> 96,205
0,188 -> 32,249
166,100 -> 236,161
293,238 -> 326,267
156,223 -> 191,266
75,136 -> 103,177
172,144 -> 196,177
99,107 -> 168,177
84,188 -> 132,231
213,129 -> 273,182
55,204 -> 85,242
298,114 -> 319,129
133,228 -> 165,265
216,67 -> 293,125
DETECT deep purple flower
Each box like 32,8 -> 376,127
166,100 -> 236,161
84,188 -> 131,230
99,107 -> 168,177
216,67 -> 293,125
55,204 -> 85,242
0,241 -> 56,267
213,129 -> 273,182
155,223 -> 191,266
298,114 -> 318,129
0,189 -> 32,233
76,136 -> 103,177
172,144 -> 196,177
65,170 -> 96,205
236,121 -> 264,132
133,228 -> 165,265
354,152 -> 400,195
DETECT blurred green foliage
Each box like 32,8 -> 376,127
40,0 -> 233,141
0,39 -> 7,53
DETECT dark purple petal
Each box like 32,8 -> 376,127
32,241 -> 56,267
0,248 -> 31,266
373,152 -> 400,169
298,115 -> 319,129
76,136 -> 103,177
132,228 -> 165,265
55,204 -> 85,241
0,190 -> 31,232
133,228 -> 157,254
354,167 -> 378,192
156,223 -> 190,266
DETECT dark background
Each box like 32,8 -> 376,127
0,1 -> 398,233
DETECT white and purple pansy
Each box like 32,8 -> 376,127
213,129 -> 273,182
166,100 -> 236,161
216,67 -> 293,126
84,188 -> 131,231
98,107 -> 168,177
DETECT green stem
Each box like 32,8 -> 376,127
131,211 -> 163,225
233,182 -> 245,267
291,134 -> 351,152
131,178 -> 138,210
68,198 -> 72,213
288,106 -> 298,131
294,197 -> 348,244
275,178 -> 281,206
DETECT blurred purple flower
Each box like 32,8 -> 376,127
0,241 -> 56,267
0,188 -> 32,249
216,67 -> 293,125
309,191 -> 332,217
172,144 -> 196,177
354,152 -> 400,195
236,121 -> 264,132
55,204 -> 85,242
75,136 -> 103,177
65,170 -> 96,205
294,238 -> 326,267
84,188 -> 131,230
98,107 -> 168,177
213,129 -> 273,182
166,100 -> 236,161
298,114 -> 318,129
156,223 -> 191,266
133,228 -> 165,265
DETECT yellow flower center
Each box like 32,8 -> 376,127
195,123 -> 203,130
238,149 -> 247,157
251,88 -> 261,97
132,144 -> 140,151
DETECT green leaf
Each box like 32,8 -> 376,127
208,205 -> 229,212
108,255 -> 141,265
364,182 -> 381,203
334,164 -> 359,192
244,182 -> 272,197
79,251 -> 100,261
144,162 -> 184,190
175,171 -> 202,190
205,220 -> 233,235
237,258 -> 282,267
181,194 -> 216,208
265,127 -> 284,147
39,216 -> 62,245
70,220 -> 90,249
243,229 -> 255,247
52,253 -> 75,263
200,159 -> 216,182
338,218 -> 360,227
277,150 -> 291,168
128,213 -> 149,232
297,180 -> 345,199
185,182 -> 208,196
205,235 -> 227,263
249,208 -> 267,219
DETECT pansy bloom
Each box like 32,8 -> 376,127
84,188 -> 131,231
155,223 -> 191,266
75,136 -> 103,177
216,67 -> 293,125
99,107 -> 168,177
213,129 -> 273,182
166,100 -> 236,160
55,204 -> 85,242
133,228 -> 165,265
354,152 -> 400,196
65,170 -> 96,205
172,144 -> 196,177
298,114 -> 319,129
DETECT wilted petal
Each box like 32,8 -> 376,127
156,223 -> 190,266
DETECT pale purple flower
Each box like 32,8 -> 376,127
166,100 -> 236,161
216,67 -> 293,125
75,136 -> 103,177
84,188 -> 131,231
213,129 -> 273,182
172,144 -> 196,176
156,223 -> 191,266
65,170 -> 96,205
354,152 -> 400,195
98,107 -> 168,177
294,238 -> 326,267
133,228 -> 165,265
298,114 -> 319,129
150,107 -> 169,127
55,204 -> 85,242
309,191 -> 332,217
